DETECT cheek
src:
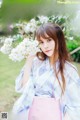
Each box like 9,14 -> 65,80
50,41 -> 55,49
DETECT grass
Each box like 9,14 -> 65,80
0,52 -> 80,112
0,52 -> 25,112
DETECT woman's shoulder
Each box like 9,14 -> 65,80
32,55 -> 44,68
24,55 -> 44,71
32,55 -> 43,62
64,61 -> 79,80
65,61 -> 78,71
27,55 -> 41,63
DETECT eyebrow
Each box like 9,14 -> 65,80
39,37 -> 52,42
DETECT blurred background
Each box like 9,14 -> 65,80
0,0 -> 80,112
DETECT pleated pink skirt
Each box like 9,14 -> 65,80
28,96 -> 62,120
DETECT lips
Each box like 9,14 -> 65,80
45,50 -> 51,52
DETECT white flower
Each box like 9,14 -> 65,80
24,19 -> 37,33
38,16 -> 49,24
0,36 -> 6,44
0,37 -> 13,54
14,23 -> 22,28
9,38 -> 40,62
4,38 -> 13,45
30,19 -> 37,24
69,37 -> 73,40
1,44 -> 13,54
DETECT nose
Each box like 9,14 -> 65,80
44,42 -> 48,48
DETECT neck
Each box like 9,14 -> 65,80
48,53 -> 58,67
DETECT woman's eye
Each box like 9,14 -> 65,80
47,39 -> 52,42
39,41 -> 43,44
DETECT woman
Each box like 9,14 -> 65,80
12,23 -> 80,120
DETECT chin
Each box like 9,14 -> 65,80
45,53 -> 53,57
47,55 -> 53,57
43,51 -> 54,57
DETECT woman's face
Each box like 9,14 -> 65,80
38,36 -> 55,57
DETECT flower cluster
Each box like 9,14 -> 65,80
9,38 -> 40,62
24,19 -> 37,33
0,37 -> 13,54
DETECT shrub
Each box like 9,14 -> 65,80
66,39 -> 80,62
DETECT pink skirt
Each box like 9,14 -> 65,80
28,96 -> 62,120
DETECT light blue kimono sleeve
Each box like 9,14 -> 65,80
15,60 -> 34,93
64,66 -> 80,120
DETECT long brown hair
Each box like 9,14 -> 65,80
35,23 -> 71,94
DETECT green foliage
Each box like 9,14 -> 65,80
3,0 -> 45,4
49,15 -> 67,25
0,0 -> 50,23
12,37 -> 23,48
48,15 -> 70,37
66,40 -> 79,51
66,40 -> 80,62
12,27 -> 18,35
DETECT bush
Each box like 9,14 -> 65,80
66,39 -> 80,62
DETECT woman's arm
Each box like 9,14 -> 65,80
15,55 -> 36,93
21,55 -> 36,87
63,66 -> 80,120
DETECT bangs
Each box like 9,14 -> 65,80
36,29 -> 50,42
36,24 -> 57,42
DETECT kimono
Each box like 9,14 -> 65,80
12,56 -> 80,120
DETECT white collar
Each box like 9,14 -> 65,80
45,57 -> 59,71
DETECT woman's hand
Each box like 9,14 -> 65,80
21,54 -> 36,87
25,54 -> 36,63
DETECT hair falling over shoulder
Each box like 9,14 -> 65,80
35,23 -> 71,95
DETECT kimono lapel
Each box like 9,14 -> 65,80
34,57 -> 55,88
